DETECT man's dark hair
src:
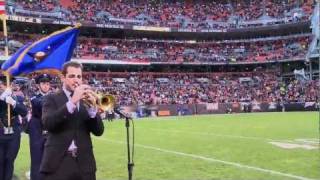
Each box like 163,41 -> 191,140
61,61 -> 83,76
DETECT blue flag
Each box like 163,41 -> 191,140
1,26 -> 79,76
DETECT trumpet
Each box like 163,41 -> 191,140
74,83 -> 116,112
83,92 -> 116,112
96,94 -> 116,112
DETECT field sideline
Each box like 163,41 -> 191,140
15,112 -> 319,180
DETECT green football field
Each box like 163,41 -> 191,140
15,112 -> 319,180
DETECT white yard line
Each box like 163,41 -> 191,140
95,137 -> 317,180
146,128 -> 276,141
110,127 -> 318,143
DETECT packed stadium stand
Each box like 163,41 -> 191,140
0,2 -> 318,180
8,0 -> 314,29
79,71 -> 318,106
0,0 -> 319,115
0,32 -> 312,63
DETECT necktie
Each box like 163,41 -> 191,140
69,91 -> 79,111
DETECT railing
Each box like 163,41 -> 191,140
121,102 -> 319,118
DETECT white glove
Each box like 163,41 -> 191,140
0,88 -> 12,100
5,96 -> 16,107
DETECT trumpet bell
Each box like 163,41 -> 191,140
98,94 -> 116,112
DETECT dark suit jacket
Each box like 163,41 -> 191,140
40,90 -> 104,173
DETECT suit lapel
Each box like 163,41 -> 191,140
54,90 -> 88,119
55,90 -> 69,106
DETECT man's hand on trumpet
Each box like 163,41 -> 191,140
70,84 -> 92,105
69,84 -> 99,118
83,89 -> 98,108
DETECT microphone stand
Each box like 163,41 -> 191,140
115,108 -> 134,180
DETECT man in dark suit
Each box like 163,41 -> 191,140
0,76 -> 28,180
40,61 -> 104,180
29,74 -> 52,180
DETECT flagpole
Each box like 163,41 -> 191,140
1,13 -> 12,131
2,15 -> 8,56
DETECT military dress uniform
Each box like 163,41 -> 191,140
29,74 -> 51,180
0,94 -> 28,180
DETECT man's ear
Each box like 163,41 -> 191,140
60,74 -> 65,83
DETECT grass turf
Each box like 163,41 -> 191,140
14,112 -> 319,180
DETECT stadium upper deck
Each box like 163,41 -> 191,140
0,0 -> 318,77
0,33 -> 312,64
0,1 -> 318,108
7,0 -> 315,30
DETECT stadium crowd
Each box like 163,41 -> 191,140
0,33 -> 312,63
18,72 -> 318,106
75,35 -> 311,63
10,0 -> 315,29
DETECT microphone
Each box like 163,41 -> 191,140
114,106 -> 132,119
